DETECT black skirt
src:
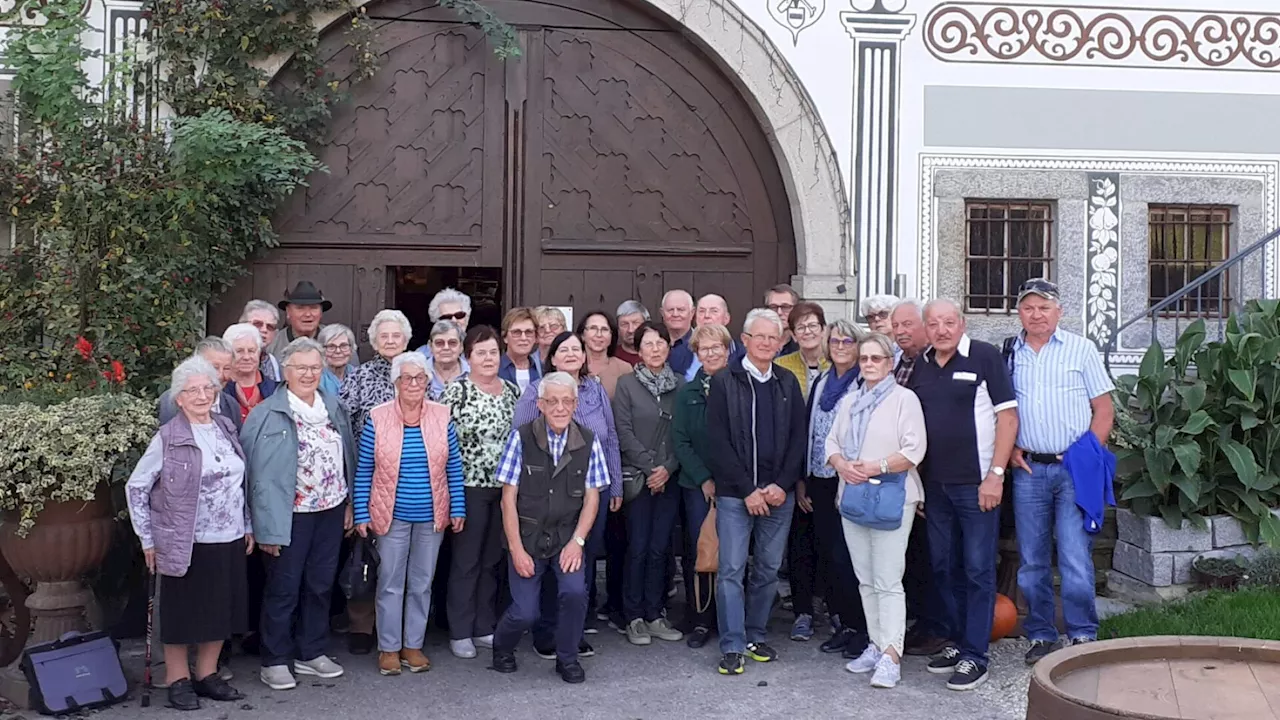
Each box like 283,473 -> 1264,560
160,539 -> 248,645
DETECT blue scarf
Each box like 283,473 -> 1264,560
840,377 -> 898,462
818,365 -> 860,412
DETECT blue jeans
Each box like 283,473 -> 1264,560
624,485 -> 681,622
681,486 -> 716,629
1014,462 -> 1098,641
494,556 -> 588,665
717,493 -> 794,654
924,482 -> 999,667
535,507 -> 608,643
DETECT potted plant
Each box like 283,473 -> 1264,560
1190,550 -> 1250,590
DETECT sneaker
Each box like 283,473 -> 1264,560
686,626 -> 712,649
450,638 -> 477,659
870,654 -> 901,689
745,642 -> 777,663
646,617 -> 683,642
608,611 -> 628,635
1070,637 -> 1095,646
533,644 -> 557,660
790,613 -> 814,642
926,645 -> 961,674
946,660 -> 988,691
821,626 -> 857,654
844,644 -> 881,674
378,651 -> 401,676
718,652 -> 745,675
1025,639 -> 1061,665
217,665 -> 234,682
294,655 -> 344,679
259,665 -> 296,691
473,634 -> 494,649
400,648 -> 430,673
626,618 -> 652,646
583,613 -> 599,635
578,640 -> 595,658
596,608 -> 611,622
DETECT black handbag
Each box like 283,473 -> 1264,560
339,535 -> 380,602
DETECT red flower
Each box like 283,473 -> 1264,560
75,336 -> 93,360
111,360 -> 126,383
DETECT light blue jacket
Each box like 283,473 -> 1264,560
240,387 -> 356,546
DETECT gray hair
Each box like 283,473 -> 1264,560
860,332 -> 896,360
429,288 -> 472,321
923,298 -> 963,322
742,308 -> 784,336
891,297 -> 925,319
827,319 -> 866,342
860,294 -> 900,316
239,299 -> 279,323
194,336 -> 233,357
616,299 -> 650,320
318,323 -> 357,350
429,319 -> 463,342
223,322 -> 262,349
170,355 -> 221,398
390,352 -> 431,385
281,337 -> 323,366
661,289 -> 693,308
538,371 -> 580,398
368,309 -> 412,344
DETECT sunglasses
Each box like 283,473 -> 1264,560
440,311 -> 468,321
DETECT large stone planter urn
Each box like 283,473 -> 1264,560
0,488 -> 114,707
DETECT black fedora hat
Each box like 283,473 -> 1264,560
279,280 -> 333,312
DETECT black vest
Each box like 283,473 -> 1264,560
513,418 -> 595,560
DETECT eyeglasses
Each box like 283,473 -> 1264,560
640,340 -> 668,350
744,332 -> 781,344
794,322 -> 822,335
829,337 -> 857,348
431,338 -> 460,349
324,343 -> 351,353
287,365 -> 323,376
399,375 -> 429,386
250,320 -> 277,331
697,345 -> 727,357
859,354 -> 890,363
508,328 -> 536,338
866,311 -> 890,323
539,323 -> 565,334
440,311 -> 468,321
767,303 -> 794,314
584,325 -> 611,336
181,385 -> 220,397
539,398 -> 576,409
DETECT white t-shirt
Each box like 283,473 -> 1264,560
515,368 -> 531,394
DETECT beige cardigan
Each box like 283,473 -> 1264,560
591,356 -> 634,399
825,382 -> 927,505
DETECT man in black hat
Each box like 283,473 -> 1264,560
266,281 -> 332,361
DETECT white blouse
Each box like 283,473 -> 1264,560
825,383 -> 928,505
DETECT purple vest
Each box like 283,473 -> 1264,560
151,413 -> 245,577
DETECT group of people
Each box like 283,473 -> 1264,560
127,275 -> 1115,710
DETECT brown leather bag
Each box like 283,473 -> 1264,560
693,505 -> 718,613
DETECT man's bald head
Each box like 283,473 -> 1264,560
696,293 -> 731,328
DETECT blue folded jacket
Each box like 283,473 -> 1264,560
1061,432 -> 1116,534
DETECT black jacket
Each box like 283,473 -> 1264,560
705,359 -> 806,499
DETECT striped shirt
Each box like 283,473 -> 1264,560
1012,327 -> 1114,454
352,421 -> 466,525
495,424 -> 612,491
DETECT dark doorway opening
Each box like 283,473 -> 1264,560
391,267 -> 503,349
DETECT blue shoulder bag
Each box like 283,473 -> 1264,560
839,471 -> 909,531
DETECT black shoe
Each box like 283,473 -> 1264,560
348,632 -> 374,656
492,649 -> 518,674
556,660 -> 586,684
840,632 -> 870,659
578,640 -> 595,658
240,632 -> 260,656
166,679 -> 200,711
744,642 -> 777,663
583,614 -> 599,635
686,627 -> 712,649
1025,639 -> 1061,665
926,645 -> 962,674
946,659 -> 989,691
821,626 -> 857,654
608,611 -> 627,635
904,630 -> 950,657
533,644 -> 557,660
191,674 -> 243,702
717,652 -> 745,675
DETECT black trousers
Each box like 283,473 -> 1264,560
904,506 -> 948,638
260,505 -> 344,667
447,487 -> 505,640
787,492 -> 818,616
808,477 -> 865,630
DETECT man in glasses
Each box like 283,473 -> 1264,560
417,287 -> 472,361
240,300 -> 283,382
764,284 -> 801,356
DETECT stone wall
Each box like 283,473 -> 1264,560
1111,508 -> 1261,594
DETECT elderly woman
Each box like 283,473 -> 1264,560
319,324 -> 359,398
672,323 -> 731,648
224,323 -> 279,424
443,326 -> 520,659
613,321 -> 684,646
827,332 -> 927,690
533,306 -> 568,364
341,309 -> 412,439
242,338 -> 357,692
775,301 -> 830,400
498,307 -> 541,393
861,294 -> 899,338
423,320 -> 469,400
577,310 -> 633,399
128,357 -> 252,710
352,352 -> 465,676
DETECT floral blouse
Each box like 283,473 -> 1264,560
441,377 -> 519,489
292,414 -> 348,513
339,355 -> 395,441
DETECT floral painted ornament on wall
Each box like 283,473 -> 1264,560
768,0 -> 825,45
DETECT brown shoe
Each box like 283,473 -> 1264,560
400,648 -> 430,673
378,651 -> 401,676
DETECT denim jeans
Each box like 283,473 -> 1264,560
1014,462 -> 1099,641
375,520 -> 444,652
624,485 -> 681,622
260,505 -> 344,667
924,482 -> 999,667
681,486 -> 717,630
494,556 -> 588,665
717,493 -> 794,654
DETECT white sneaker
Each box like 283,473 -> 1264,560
870,654 -> 901,688
259,665 -> 297,691
473,634 -> 494,649
450,638 -> 477,659
845,644 -> 882,674
626,618 -> 652,646
294,655 -> 344,679
646,617 -> 684,642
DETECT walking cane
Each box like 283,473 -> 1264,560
142,571 -> 155,707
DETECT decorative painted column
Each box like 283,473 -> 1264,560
1085,173 -> 1121,350
841,0 -> 915,301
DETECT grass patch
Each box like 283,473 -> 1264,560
1100,588 -> 1280,641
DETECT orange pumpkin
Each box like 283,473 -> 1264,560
991,593 -> 1018,641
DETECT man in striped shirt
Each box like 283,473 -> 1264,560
1008,279 -> 1115,665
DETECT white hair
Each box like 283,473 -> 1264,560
742,308 -> 784,336
538,371 -> 580,398
223,322 -> 262,349
170,355 -> 221,398
860,294 -> 900,316
429,319 -> 464,341
616,299 -> 650,320
661,289 -> 693,308
318,323 -> 357,350
368,309 -> 412,344
281,337 -> 323,366
429,288 -> 472,321
239,299 -> 279,323
891,297 -> 925,319
194,336 -> 233,357
390,352 -> 431,384
923,298 -> 963,321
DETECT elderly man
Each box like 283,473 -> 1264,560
265,282 -> 330,361
417,287 -> 472,360
683,293 -> 738,380
614,300 -> 649,366
490,372 -> 609,685
1008,279 -> 1115,665
706,309 -> 806,676
241,300 -> 283,382
662,290 -> 696,376
764,284 -> 801,356
159,337 -> 241,429
908,300 -> 1017,692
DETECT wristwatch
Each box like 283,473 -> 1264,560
990,466 -> 1006,477
879,458 -> 889,475
573,535 -> 586,547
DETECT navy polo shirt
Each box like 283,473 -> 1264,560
908,334 -> 1017,485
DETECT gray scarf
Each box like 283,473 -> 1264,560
840,377 -> 897,463
634,364 -> 679,398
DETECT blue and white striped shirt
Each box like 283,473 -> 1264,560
352,420 -> 466,525
1012,328 -> 1114,454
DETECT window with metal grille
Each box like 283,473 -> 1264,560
1148,205 -> 1231,315
964,200 -> 1053,312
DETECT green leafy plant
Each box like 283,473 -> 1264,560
1114,301 -> 1280,546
